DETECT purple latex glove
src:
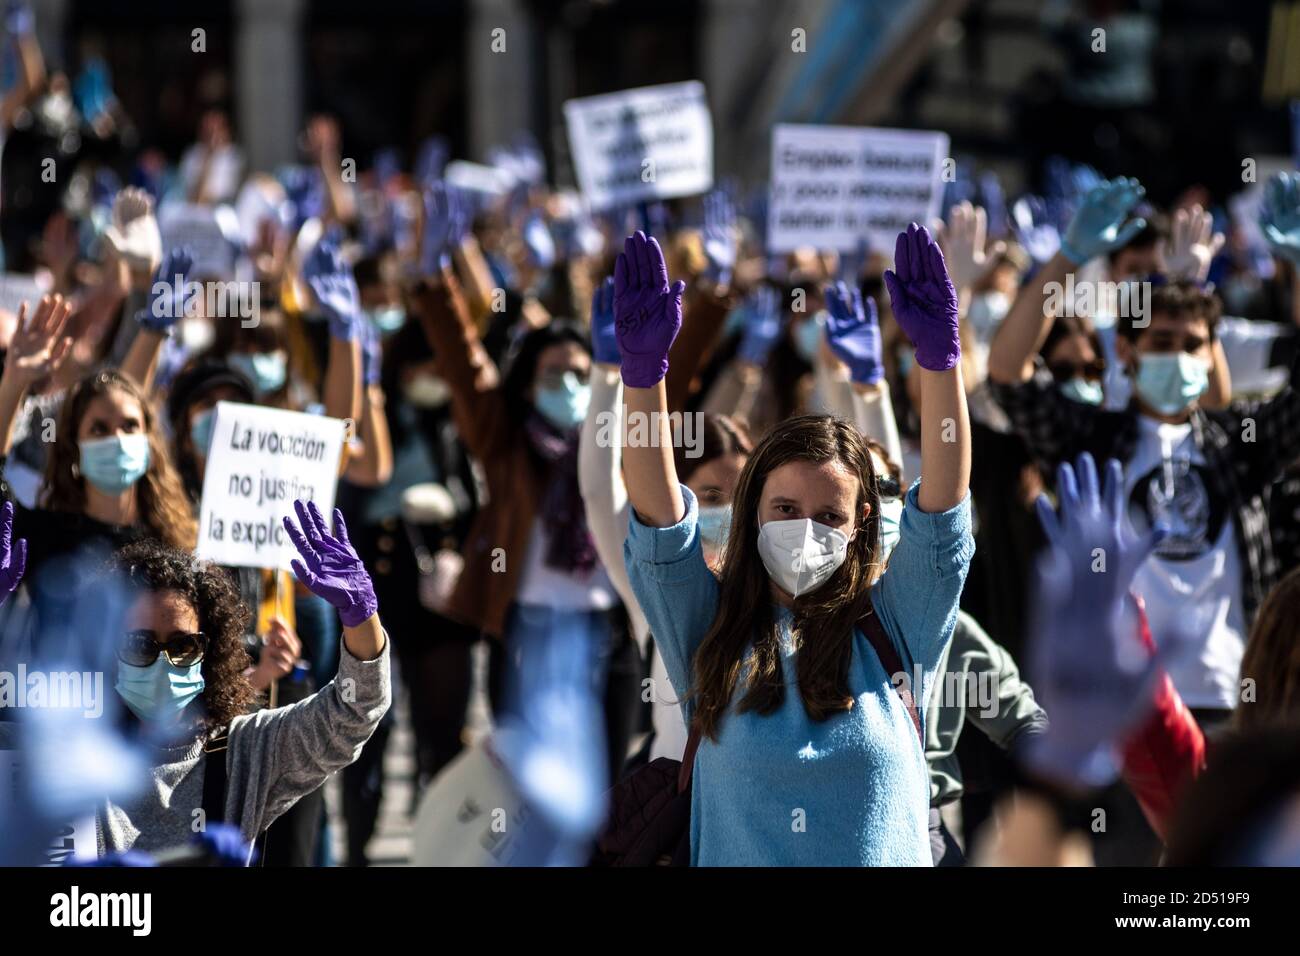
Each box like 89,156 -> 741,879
5,1 -> 34,37
824,280 -> 883,385
882,223 -> 960,372
612,231 -> 686,388
138,247 -> 197,334
590,276 -> 619,365
421,181 -> 469,274
0,500 -> 26,604
303,238 -> 361,342
736,285 -> 783,365
1023,453 -> 1171,789
283,500 -> 378,628
701,189 -> 736,283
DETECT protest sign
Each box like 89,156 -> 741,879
445,160 -> 516,197
158,201 -> 240,278
196,402 -> 346,571
0,273 -> 49,316
563,80 -> 712,209
768,124 -> 949,253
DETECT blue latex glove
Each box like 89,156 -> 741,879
736,285 -> 783,365
522,213 -> 556,269
303,237 -> 361,342
421,181 -> 469,274
612,231 -> 686,388
137,247 -> 197,334
702,189 -> 736,283
1060,177 -> 1147,265
5,1 -> 33,36
978,170 -> 1007,239
883,223 -> 961,372
414,136 -> 449,187
283,501 -> 379,628
824,280 -> 883,385
1023,453 -> 1170,789
590,276 -> 619,366
362,319 -> 382,386
0,500 -> 26,604
1011,196 -> 1061,265
1260,171 -> 1300,267
194,822 -> 256,867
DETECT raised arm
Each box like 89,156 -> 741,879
122,246 -> 196,392
822,280 -> 904,468
882,224 -> 969,512
0,296 -> 72,457
988,179 -> 1147,385
615,231 -> 687,528
342,325 -> 394,487
302,236 -> 363,427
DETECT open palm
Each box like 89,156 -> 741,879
6,295 -> 73,385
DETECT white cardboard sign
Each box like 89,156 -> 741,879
196,402 -> 345,571
768,124 -> 950,253
158,202 -> 240,278
563,81 -> 713,209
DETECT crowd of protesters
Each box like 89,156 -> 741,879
0,0 -> 1299,868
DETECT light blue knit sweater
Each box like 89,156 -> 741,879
625,482 -> 973,866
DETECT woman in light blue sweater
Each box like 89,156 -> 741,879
613,226 -> 974,865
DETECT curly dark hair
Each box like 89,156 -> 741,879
113,539 -> 255,730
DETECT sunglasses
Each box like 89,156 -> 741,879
120,630 -> 207,668
537,367 -> 590,390
876,474 -> 901,500
1048,359 -> 1105,383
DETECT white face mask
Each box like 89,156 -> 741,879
756,518 -> 850,598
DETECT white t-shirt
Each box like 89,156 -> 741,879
514,517 -> 617,611
1124,417 -> 1245,709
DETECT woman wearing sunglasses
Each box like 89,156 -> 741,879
101,500 -> 389,857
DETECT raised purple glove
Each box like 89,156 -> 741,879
0,500 -> 27,605
421,181 -> 470,274
590,276 -> 619,366
824,280 -> 883,385
612,230 -> 686,388
303,238 -> 361,342
283,500 -> 378,628
137,247 -> 197,334
882,223 -> 960,372
736,285 -> 783,365
1023,454 -> 1170,789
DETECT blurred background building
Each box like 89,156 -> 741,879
27,0 -> 1300,207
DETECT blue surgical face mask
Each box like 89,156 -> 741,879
877,497 -> 903,559
1134,353 -> 1208,416
115,657 -> 206,725
793,313 -> 825,362
79,434 -> 150,494
697,504 -> 732,551
190,408 -> 215,455
1059,377 -> 1104,406
229,352 -> 287,396
535,371 -> 590,431
367,306 -> 406,333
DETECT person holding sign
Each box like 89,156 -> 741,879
91,500 -> 388,859
619,226 -> 973,865
0,295 -> 196,642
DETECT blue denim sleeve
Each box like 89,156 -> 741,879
871,480 -> 975,711
623,484 -> 719,718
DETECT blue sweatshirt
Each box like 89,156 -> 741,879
625,482 -> 973,866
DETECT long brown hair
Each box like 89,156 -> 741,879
43,368 -> 197,550
692,415 -> 881,740
1234,568 -> 1300,731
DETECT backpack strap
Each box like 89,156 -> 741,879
860,608 -> 923,747
201,731 -> 229,825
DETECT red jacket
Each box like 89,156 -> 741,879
1119,599 -> 1207,841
